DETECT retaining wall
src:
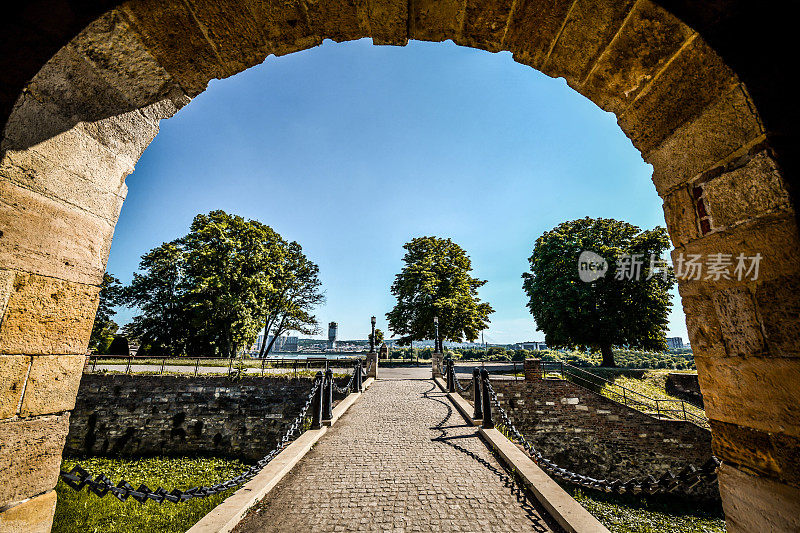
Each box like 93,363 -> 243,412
64,374 -> 345,461
488,378 -> 717,500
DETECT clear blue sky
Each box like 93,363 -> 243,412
108,38 -> 688,344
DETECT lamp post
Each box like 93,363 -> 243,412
434,316 -> 440,353
370,315 -> 376,352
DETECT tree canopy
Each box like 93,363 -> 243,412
121,210 -> 322,358
88,273 -> 123,353
387,237 -> 493,351
368,328 -> 384,349
521,217 -> 674,366
122,240 -> 189,357
256,241 -> 324,357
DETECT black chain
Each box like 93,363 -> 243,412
59,377 -> 323,503
484,379 -> 719,497
333,370 -> 356,395
449,365 -> 471,393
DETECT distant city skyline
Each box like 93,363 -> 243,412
107,38 -> 689,345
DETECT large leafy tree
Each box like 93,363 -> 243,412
122,210 -> 322,358
387,237 -> 494,351
183,210 -> 282,358
521,217 -> 674,367
257,241 -> 324,357
122,241 -> 189,357
88,273 -> 123,353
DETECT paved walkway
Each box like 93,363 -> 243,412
233,379 -> 559,532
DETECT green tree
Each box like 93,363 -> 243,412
368,328 -> 384,348
89,273 -> 123,353
521,217 -> 674,367
122,241 -> 189,357
257,241 -> 324,357
387,237 -> 494,351
183,210 -> 283,359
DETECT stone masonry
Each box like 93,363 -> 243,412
234,378 -> 560,533
64,374 -> 345,462
486,378 -> 716,500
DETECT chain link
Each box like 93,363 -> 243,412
483,379 -> 719,497
333,370 -> 357,395
59,377 -> 323,503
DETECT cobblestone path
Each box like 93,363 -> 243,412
234,379 -> 559,532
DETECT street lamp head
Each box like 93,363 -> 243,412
371,316 -> 376,325
434,316 -> 439,324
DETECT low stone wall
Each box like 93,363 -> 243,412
487,378 -> 717,500
65,374 -> 345,462
665,372 -> 704,408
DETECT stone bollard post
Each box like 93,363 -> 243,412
481,368 -> 494,429
473,367 -> 483,420
366,351 -> 378,379
524,358 -> 542,381
431,351 -> 444,379
322,368 -> 333,423
311,372 -> 324,430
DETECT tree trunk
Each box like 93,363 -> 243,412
600,344 -> 615,367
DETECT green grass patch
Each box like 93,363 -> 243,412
54,456 -> 248,533
567,488 -> 725,533
593,371 -> 708,427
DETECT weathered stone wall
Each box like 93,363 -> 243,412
64,374 -> 341,462
488,379 -> 716,499
665,373 -> 704,408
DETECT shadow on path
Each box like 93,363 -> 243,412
422,381 -> 559,533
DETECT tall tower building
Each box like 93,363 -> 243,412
327,322 -> 338,350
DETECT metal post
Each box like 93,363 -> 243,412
92,356 -> 97,372
448,360 -> 455,393
194,356 -> 200,376
311,372 -> 324,429
656,399 -> 661,419
370,316 -> 376,352
261,357 -> 266,377
351,362 -> 360,393
126,355 -> 132,374
355,362 -> 363,391
160,356 -> 166,375
473,367 -> 483,420
227,356 -> 233,376
481,368 -> 494,429
682,402 -> 687,421
322,368 -> 333,422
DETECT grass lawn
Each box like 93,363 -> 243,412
567,488 -> 726,533
54,456 -> 248,533
594,370 -> 708,427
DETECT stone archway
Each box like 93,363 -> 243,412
1,1 -> 798,531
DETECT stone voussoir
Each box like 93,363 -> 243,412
0,271 -> 99,355
0,414 -> 70,508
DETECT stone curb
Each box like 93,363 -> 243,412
479,428 -> 610,533
436,377 -> 610,533
187,379 -> 373,533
